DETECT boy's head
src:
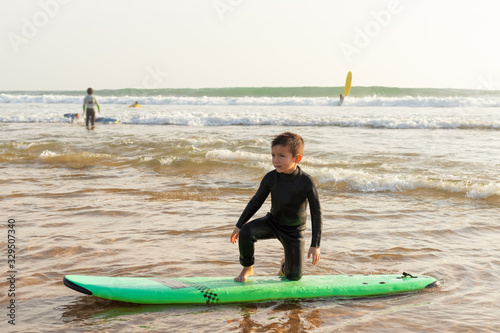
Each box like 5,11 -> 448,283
87,87 -> 93,95
271,132 -> 304,174
271,132 -> 304,157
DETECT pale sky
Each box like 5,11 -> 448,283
1,0 -> 500,91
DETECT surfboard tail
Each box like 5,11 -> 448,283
425,280 -> 440,288
63,276 -> 92,295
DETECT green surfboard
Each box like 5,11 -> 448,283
64,273 -> 438,305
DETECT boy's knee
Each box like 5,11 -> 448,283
286,272 -> 302,281
239,224 -> 251,240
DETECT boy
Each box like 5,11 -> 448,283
230,132 -> 322,282
83,87 -> 101,129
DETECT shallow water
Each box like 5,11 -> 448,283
1,104 -> 499,332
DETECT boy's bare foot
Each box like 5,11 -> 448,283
234,266 -> 254,282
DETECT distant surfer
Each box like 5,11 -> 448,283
230,132 -> 322,282
63,113 -> 81,121
129,101 -> 141,108
83,87 -> 101,130
338,94 -> 344,106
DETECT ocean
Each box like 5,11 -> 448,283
1,86 -> 499,332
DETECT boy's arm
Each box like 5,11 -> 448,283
308,182 -> 322,248
308,183 -> 322,265
235,175 -> 270,229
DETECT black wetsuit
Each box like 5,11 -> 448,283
236,166 -> 322,281
85,108 -> 95,127
338,95 -> 345,106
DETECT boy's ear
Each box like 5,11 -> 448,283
295,155 -> 303,163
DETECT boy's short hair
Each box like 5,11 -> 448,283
87,87 -> 93,94
272,132 -> 304,157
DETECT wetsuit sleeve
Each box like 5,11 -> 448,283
235,175 -> 270,228
308,182 -> 322,248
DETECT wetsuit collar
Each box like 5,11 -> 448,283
278,166 -> 300,180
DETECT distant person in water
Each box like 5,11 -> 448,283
129,101 -> 141,108
338,94 -> 344,106
63,113 -> 81,121
83,87 -> 101,129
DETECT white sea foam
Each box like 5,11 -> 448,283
39,150 -> 59,158
199,151 -> 500,199
158,156 -> 178,166
1,102 -> 498,130
107,112 -> 500,129
310,166 -> 500,199
206,149 -> 267,162
465,183 -> 500,199
13,142 -> 35,150
2,92 -> 500,108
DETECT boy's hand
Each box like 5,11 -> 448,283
230,227 -> 240,244
308,246 -> 320,266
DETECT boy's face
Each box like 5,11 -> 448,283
272,145 -> 302,174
